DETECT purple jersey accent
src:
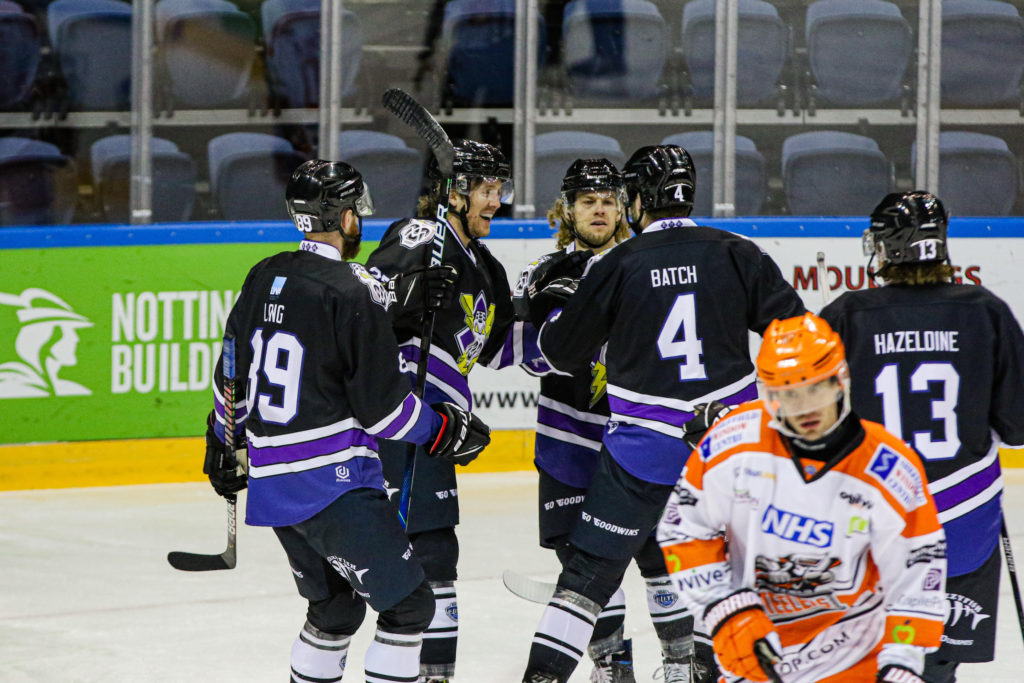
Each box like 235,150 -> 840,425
249,429 -> 378,468
535,434 -> 601,489
933,457 -> 1001,513
400,341 -> 473,409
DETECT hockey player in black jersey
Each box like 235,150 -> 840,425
202,160 -> 490,683
520,144 -> 805,683
515,158 -> 699,683
820,191 -> 1024,683
365,139 -> 517,683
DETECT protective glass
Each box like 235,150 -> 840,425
861,228 -> 877,257
355,184 -> 374,217
456,174 -> 515,204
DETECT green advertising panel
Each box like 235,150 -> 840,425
0,242 -> 375,443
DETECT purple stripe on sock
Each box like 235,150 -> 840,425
249,429 -> 377,467
933,458 -> 1002,512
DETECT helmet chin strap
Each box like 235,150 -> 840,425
570,222 -> 615,250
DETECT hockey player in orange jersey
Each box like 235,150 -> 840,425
657,313 -> 947,683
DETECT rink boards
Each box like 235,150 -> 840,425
1,217 -> 1022,489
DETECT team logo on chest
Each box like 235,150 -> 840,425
455,292 -> 494,375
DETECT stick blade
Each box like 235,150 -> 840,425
502,570 -> 556,604
381,88 -> 454,176
167,549 -> 236,572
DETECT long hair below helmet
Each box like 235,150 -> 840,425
550,158 -> 629,249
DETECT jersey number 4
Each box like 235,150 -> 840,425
874,362 -> 961,460
247,328 -> 306,424
658,293 -> 707,381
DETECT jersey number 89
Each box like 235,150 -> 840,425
246,328 -> 306,424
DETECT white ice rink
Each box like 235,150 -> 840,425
3,470 -> 1024,682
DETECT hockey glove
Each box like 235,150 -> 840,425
203,411 -> 247,498
704,589 -> 783,683
526,277 -> 580,329
428,402 -> 491,466
386,264 -> 459,326
877,665 -> 926,683
682,401 -> 734,451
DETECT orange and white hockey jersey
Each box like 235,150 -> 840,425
657,401 -> 947,682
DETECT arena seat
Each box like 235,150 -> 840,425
90,135 -> 197,223
805,0 -> 912,106
782,131 -> 892,216
155,0 -> 257,108
914,132 -> 1019,216
440,0 -> 544,106
534,130 -> 625,214
562,0 -> 666,101
207,133 -> 305,220
0,1 -> 41,110
660,131 -> 765,217
261,0 -> 361,108
681,0 -> 787,106
47,0 -> 132,110
0,137 -> 76,225
941,0 -> 1024,107
337,130 -> 422,220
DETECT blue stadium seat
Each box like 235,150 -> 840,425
660,131 -> 766,217
0,1 -> 41,110
913,132 -> 1019,216
261,0 -> 360,108
562,0 -> 666,100
207,133 -> 305,220
534,130 -> 625,214
337,130 -> 422,220
681,0 -> 787,106
942,0 -> 1024,107
156,0 -> 257,108
46,0 -> 131,110
90,135 -> 197,223
805,0 -> 912,106
782,131 -> 892,216
0,137 -> 76,225
440,0 -> 544,106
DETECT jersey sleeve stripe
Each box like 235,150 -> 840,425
249,427 -> 375,467
366,393 -> 424,440
539,396 -> 609,425
247,417 -> 362,448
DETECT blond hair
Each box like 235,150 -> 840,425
879,262 -> 955,286
547,196 -> 630,250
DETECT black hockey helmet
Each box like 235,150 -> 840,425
286,159 -> 374,234
560,158 -> 626,205
863,191 -> 949,269
622,144 -> 696,230
427,138 -> 514,204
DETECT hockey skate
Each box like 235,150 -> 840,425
589,638 -> 636,683
653,655 -> 717,683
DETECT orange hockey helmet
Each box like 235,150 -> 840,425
757,313 -> 851,437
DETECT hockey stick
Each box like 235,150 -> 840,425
167,336 -> 238,571
816,251 -> 830,308
382,88 -> 456,529
502,570 -> 557,604
754,639 -> 784,683
1000,515 -> 1024,646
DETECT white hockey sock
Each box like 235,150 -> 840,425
646,577 -> 695,659
364,628 -> 422,683
531,587 -> 601,666
289,620 -> 350,683
421,580 -> 458,679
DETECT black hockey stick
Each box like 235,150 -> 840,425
754,639 -> 784,683
167,336 -> 239,571
1000,515 -> 1024,645
382,88 -> 456,528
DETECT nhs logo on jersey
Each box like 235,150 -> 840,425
761,504 -> 834,547
270,276 -> 287,299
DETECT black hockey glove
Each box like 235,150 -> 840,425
428,402 -> 491,466
876,665 -> 926,683
202,411 -> 247,498
386,264 -> 459,327
682,401 -> 734,451
526,276 -> 580,329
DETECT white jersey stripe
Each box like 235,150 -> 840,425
536,424 -> 603,451
539,395 -> 609,425
248,446 -> 378,478
928,446 -> 998,493
607,369 -> 757,412
247,417 -> 363,448
936,476 -> 1003,524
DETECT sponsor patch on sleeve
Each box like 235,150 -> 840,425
866,444 -> 927,510
699,409 -> 762,461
